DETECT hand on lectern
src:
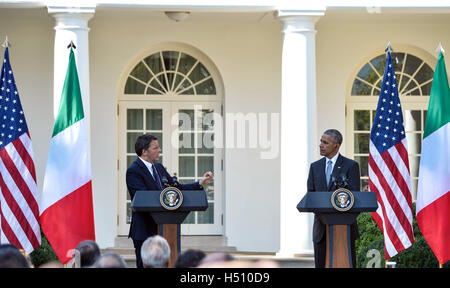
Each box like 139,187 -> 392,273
200,171 -> 213,186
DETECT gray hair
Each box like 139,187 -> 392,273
93,252 -> 127,268
141,235 -> 171,268
323,129 -> 343,145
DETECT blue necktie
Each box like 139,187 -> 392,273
326,160 -> 333,187
152,164 -> 163,190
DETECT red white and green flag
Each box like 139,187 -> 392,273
416,50 -> 450,265
39,48 -> 95,264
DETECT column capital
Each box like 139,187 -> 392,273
47,5 -> 95,31
275,9 -> 325,34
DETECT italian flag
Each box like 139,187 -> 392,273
416,51 -> 450,265
40,48 -> 95,264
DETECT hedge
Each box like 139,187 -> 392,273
356,203 -> 449,268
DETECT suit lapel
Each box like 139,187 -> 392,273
135,158 -> 158,189
316,158 -> 328,191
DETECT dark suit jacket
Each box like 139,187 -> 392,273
126,158 -> 202,240
307,154 -> 360,243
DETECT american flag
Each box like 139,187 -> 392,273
0,47 -> 41,253
369,51 -> 414,259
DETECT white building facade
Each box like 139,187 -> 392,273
0,1 -> 446,256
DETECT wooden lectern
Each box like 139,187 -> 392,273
131,189 -> 208,267
297,190 -> 377,268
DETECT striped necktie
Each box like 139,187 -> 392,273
326,160 -> 333,187
152,164 -> 163,190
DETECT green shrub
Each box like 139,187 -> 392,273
355,204 -> 449,268
30,230 -> 59,267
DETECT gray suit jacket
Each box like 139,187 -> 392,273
307,154 -> 360,243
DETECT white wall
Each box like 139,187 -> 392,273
89,9 -> 283,251
316,12 -> 450,157
0,8 -> 54,216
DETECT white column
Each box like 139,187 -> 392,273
47,6 -> 95,135
276,10 -> 324,256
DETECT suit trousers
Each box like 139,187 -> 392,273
133,239 -> 144,268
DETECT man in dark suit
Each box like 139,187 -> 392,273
307,129 -> 360,268
126,133 -> 213,268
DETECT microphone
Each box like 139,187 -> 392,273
161,176 -> 169,188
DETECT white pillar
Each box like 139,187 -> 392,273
47,5 -> 95,136
276,9 -> 324,256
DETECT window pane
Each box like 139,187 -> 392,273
355,156 -> 369,178
198,202 -> 214,224
357,63 -> 378,85
198,109 -> 215,131
162,51 -> 179,71
127,202 -> 132,224
354,133 -> 370,154
125,77 -> 146,94
351,79 -> 372,96
354,110 -> 370,131
195,78 -> 216,95
370,55 -> 386,76
178,53 -> 197,75
144,53 -> 163,74
127,132 -> 143,153
130,61 -> 152,83
198,133 -> 214,154
146,109 -> 162,130
177,79 -> 193,93
181,88 -> 195,95
179,110 -> 194,131
149,77 -> 165,93
183,211 -> 195,224
404,110 -> 421,132
153,132 -> 163,151
399,75 -> 411,92
420,82 -> 432,96
404,54 -> 422,76
198,156 -> 214,177
392,53 -> 406,72
415,63 -> 434,85
127,109 -> 143,130
179,156 -> 195,177
406,133 -> 422,154
179,133 -> 195,154
189,62 -> 210,83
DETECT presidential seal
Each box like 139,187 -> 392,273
160,187 -> 183,210
331,188 -> 354,212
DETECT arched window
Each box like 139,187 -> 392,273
124,51 -> 216,95
347,50 -> 435,200
351,52 -> 434,97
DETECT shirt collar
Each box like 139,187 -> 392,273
326,152 -> 340,165
139,156 -> 155,170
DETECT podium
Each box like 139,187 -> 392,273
297,190 -> 377,268
131,188 -> 208,267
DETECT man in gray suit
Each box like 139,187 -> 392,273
307,129 -> 360,268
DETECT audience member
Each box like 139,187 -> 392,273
174,249 -> 206,268
198,252 -> 234,267
141,235 -> 170,268
75,240 -> 101,267
92,252 -> 127,268
0,244 -> 30,268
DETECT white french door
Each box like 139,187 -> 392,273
118,101 -> 223,235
